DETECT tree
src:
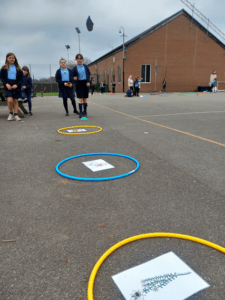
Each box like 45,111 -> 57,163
83,57 -> 92,65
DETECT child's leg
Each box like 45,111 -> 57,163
13,99 -> 21,121
7,97 -> 14,113
70,98 -> 78,114
27,94 -> 32,112
63,98 -> 69,114
7,97 -> 14,120
78,99 -> 83,118
13,99 -> 19,114
83,99 -> 88,116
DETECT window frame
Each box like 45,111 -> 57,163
141,64 -> 151,83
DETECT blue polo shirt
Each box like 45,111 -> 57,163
60,68 -> 69,81
134,81 -> 139,87
77,65 -> 86,80
8,65 -> 17,80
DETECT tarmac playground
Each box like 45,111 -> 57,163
0,92 -> 225,299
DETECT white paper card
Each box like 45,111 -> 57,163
112,252 -> 209,300
82,159 -> 114,172
67,129 -> 87,132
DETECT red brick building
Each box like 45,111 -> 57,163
88,9 -> 225,92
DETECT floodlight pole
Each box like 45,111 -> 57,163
65,45 -> 70,64
75,27 -> 81,53
119,26 -> 127,93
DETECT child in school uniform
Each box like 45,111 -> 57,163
21,66 -> 33,115
112,81 -> 116,93
55,58 -> 78,116
90,77 -> 95,95
0,52 -> 23,121
100,81 -> 104,94
72,54 -> 91,118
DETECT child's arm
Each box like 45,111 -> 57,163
26,78 -> 32,89
55,70 -> 63,84
85,65 -> 91,86
16,70 -> 23,87
72,66 -> 78,81
0,68 -> 9,86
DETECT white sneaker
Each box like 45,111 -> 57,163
7,114 -> 14,121
14,115 -> 21,121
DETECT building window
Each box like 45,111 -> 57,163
110,68 -> 113,84
118,66 -> 121,84
104,70 -> 106,82
141,65 -> 151,83
98,71 -> 101,83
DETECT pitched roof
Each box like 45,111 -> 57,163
88,9 -> 225,67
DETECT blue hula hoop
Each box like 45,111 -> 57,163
56,153 -> 139,181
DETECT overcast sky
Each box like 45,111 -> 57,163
1,0 -> 225,78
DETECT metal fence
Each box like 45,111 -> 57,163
0,64 -> 110,92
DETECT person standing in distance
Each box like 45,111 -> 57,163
21,66 -> 33,115
90,77 -> 95,95
162,78 -> 166,93
112,81 -> 116,93
0,53 -> 23,121
72,54 -> 91,118
128,75 -> 133,94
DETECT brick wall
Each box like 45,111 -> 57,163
89,14 -> 225,92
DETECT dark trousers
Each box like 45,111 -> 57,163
112,87 -> 115,93
24,91 -> 32,112
91,86 -> 95,95
130,86 -> 133,93
0,92 -> 6,101
101,87 -> 104,94
162,86 -> 166,92
27,94 -> 32,112
134,87 -> 139,96
63,98 -> 77,113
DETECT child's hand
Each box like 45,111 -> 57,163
74,77 -> 77,81
23,86 -> 26,89
6,84 -> 12,90
86,82 -> 90,87
12,85 -> 18,89
64,83 -> 68,86
68,83 -> 72,88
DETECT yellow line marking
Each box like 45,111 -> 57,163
90,102 -> 225,147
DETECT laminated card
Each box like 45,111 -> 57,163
67,129 -> 87,132
112,252 -> 209,300
82,159 -> 114,172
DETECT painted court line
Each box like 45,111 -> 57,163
136,111 -> 225,117
90,102 -> 225,147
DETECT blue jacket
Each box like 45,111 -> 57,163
212,80 -> 217,87
72,64 -> 90,83
0,66 -> 23,90
126,89 -> 132,97
22,75 -> 32,91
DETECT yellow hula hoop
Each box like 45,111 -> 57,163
58,125 -> 102,135
87,232 -> 225,300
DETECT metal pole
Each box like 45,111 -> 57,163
49,64 -> 52,92
123,32 -> 125,93
155,59 -> 157,92
190,3 -> 195,27
119,26 -> 127,93
29,64 -> 31,77
67,48 -> 69,64
79,33 -> 80,53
